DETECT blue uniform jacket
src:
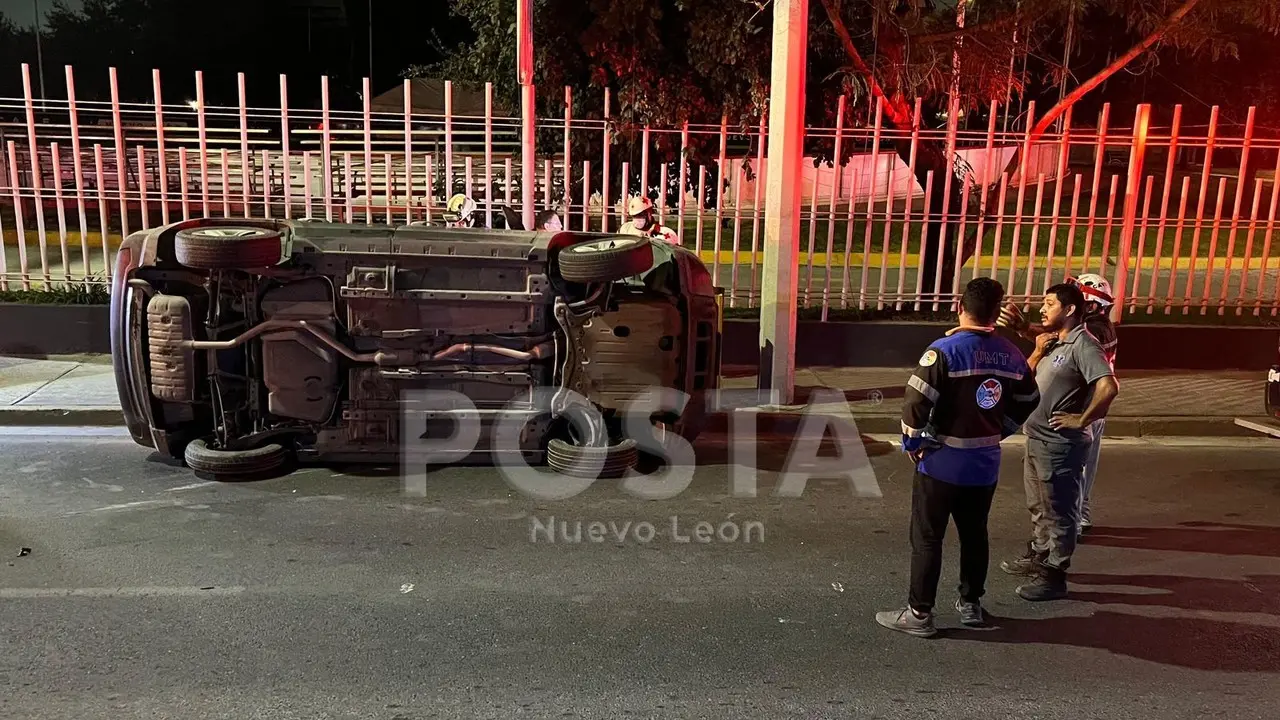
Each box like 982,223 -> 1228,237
901,327 -> 1041,486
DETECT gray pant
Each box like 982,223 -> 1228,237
1079,418 -> 1106,526
1024,438 -> 1090,571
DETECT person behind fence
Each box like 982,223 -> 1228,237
875,277 -> 1041,638
1000,282 -> 1119,602
443,194 -> 479,228
998,274 -> 1117,537
619,196 -> 678,243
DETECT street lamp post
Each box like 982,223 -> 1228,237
757,0 -> 808,404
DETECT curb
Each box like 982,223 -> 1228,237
704,412 -> 1272,439
0,407 -> 125,426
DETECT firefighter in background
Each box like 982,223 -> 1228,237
998,273 -> 1117,536
619,196 -> 679,244
444,194 -> 479,228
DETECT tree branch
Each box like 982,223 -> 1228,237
959,0 -> 1207,263
816,0 -> 912,127
908,15 -> 1021,46
1029,0 -> 1204,140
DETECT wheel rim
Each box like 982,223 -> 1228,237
189,228 -> 263,239
568,238 -> 639,254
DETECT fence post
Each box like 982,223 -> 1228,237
1111,104 -> 1151,324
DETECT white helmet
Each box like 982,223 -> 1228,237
626,196 -> 654,218
1074,273 -> 1114,307
445,194 -> 477,221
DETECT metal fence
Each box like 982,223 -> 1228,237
3,63 -> 1280,319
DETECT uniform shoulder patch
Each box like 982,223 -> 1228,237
919,349 -> 939,367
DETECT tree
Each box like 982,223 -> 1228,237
1,0 -> 373,109
818,0 -> 1280,295
0,13 -> 37,100
434,0 -> 1280,294
414,0 -> 804,211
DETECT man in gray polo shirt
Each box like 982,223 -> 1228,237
1000,283 -> 1119,601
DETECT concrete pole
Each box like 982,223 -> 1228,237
758,0 -> 808,404
517,0 -> 537,231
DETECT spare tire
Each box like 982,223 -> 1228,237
557,236 -> 654,283
174,226 -> 283,269
546,438 -> 638,479
183,437 -> 290,478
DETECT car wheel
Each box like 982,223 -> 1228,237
545,438 -> 638,479
183,437 -> 290,477
174,226 -> 283,269
557,236 -> 654,283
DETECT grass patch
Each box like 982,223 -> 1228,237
0,281 -> 110,305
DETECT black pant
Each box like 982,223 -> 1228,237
908,471 -> 998,614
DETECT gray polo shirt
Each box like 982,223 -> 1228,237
1023,324 -> 1116,445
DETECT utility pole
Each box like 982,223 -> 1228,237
1004,0 -> 1021,133
946,0 -> 966,161
517,0 -> 536,230
367,0 -> 374,86
32,0 -> 46,99
1058,0 -> 1077,133
758,0 -> 808,403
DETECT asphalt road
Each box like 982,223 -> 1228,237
2,428 -> 1280,719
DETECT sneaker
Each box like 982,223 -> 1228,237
955,598 -> 985,627
1016,567 -> 1069,602
957,597 -> 983,625
1000,543 -> 1047,577
874,607 -> 937,638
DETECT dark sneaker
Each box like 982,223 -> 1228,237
1016,567 -> 1068,602
955,598 -> 985,627
1000,544 -> 1047,577
875,607 -> 937,638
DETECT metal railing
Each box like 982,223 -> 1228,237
2,63 -> 1279,319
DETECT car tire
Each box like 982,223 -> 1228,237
183,437 -> 290,477
557,236 -> 654,283
174,226 -> 283,269
545,438 -> 638,479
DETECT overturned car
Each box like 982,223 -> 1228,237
110,218 -> 723,477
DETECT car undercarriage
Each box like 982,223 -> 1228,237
111,219 -> 722,478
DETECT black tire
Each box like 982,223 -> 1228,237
183,437 -> 289,477
546,438 -> 638,479
174,226 -> 283,269
557,236 -> 654,283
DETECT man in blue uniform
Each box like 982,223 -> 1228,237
875,277 -> 1041,638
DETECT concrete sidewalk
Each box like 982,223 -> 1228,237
0,354 -> 1271,436
718,365 -> 1270,437
0,354 -> 122,425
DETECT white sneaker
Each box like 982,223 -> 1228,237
875,607 -> 937,638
